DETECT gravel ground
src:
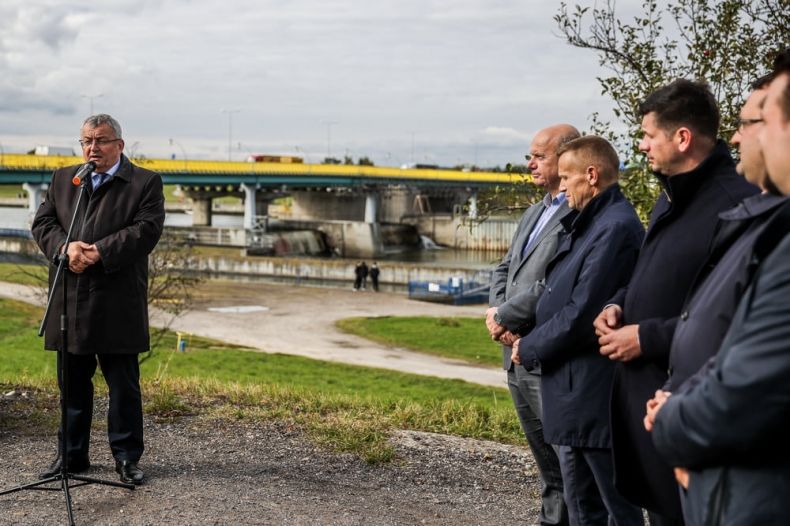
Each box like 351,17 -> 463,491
0,395 -> 542,526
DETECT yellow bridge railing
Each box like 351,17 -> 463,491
0,154 -> 524,184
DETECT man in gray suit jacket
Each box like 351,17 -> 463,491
487,124 -> 580,526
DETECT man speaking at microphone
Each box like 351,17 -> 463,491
32,114 -> 165,485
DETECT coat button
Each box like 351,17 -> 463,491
680,311 -> 689,321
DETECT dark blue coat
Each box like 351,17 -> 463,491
667,192 -> 789,391
519,184 -> 644,448
653,212 -> 790,526
608,141 -> 758,516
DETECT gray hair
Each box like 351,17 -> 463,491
82,114 -> 123,139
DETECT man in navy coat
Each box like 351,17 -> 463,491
513,136 -> 644,525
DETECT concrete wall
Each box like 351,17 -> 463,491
287,188 -> 474,224
407,215 -> 518,252
0,236 -> 486,288
0,236 -> 42,259
194,254 -> 486,288
289,191 -> 366,221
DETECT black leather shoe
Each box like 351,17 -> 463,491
39,455 -> 90,478
115,460 -> 144,485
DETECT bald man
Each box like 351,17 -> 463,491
487,124 -> 579,526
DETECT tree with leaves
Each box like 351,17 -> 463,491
554,0 -> 788,220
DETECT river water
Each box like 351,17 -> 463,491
0,207 -> 505,269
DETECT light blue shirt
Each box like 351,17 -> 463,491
91,159 -> 120,189
522,192 -> 566,257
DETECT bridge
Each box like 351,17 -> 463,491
1,154 -> 523,256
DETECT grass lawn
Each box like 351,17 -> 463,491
0,262 -> 47,286
0,184 -> 25,198
336,316 -> 501,367
0,297 -> 519,462
1,264 -> 502,368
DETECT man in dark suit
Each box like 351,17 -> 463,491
514,135 -> 644,525
487,123 -> 580,526
32,114 -> 165,485
593,80 -> 758,524
650,47 -> 790,526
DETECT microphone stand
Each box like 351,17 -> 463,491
0,174 -> 134,525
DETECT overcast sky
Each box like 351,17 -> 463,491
0,0 -> 636,168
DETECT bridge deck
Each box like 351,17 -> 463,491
0,154 -> 523,187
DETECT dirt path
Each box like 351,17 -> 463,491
0,280 -> 504,388
0,400 -> 541,525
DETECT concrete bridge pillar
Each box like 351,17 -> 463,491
241,183 -> 257,230
364,193 -> 378,224
22,183 -> 48,213
468,192 -> 478,219
192,197 -> 212,226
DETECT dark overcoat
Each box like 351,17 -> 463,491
667,192 -> 788,391
31,154 -> 165,355
520,184 -> 643,447
653,220 -> 790,526
607,141 -> 758,516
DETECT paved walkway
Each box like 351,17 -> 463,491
0,280 -> 505,388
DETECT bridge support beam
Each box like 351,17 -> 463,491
241,183 -> 257,230
192,197 -> 212,226
468,192 -> 478,219
22,183 -> 48,214
364,193 -> 378,224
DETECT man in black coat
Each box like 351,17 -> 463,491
514,136 -> 644,525
32,114 -> 165,485
592,80 -> 758,524
651,47 -> 790,526
650,75 -> 787,395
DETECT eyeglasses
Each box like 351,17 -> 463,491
737,118 -> 764,130
79,138 -> 120,148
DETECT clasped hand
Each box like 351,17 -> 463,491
594,305 -> 642,362
485,307 -> 519,346
66,241 -> 101,274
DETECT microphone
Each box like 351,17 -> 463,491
71,161 -> 97,186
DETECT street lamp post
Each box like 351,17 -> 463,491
221,109 -> 240,161
81,93 -> 103,115
169,138 -> 188,170
322,121 -> 338,160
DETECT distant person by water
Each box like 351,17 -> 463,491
359,261 -> 369,290
370,262 -> 380,291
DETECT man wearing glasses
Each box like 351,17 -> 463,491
32,114 -> 165,486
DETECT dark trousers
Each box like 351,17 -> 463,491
558,446 -> 643,526
56,352 -> 144,462
508,365 -> 568,525
647,511 -> 683,526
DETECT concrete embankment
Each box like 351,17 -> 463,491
0,235 -> 493,289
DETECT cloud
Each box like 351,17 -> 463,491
0,0 -> 617,166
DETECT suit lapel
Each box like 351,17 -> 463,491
513,201 -> 570,275
511,202 -> 545,268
